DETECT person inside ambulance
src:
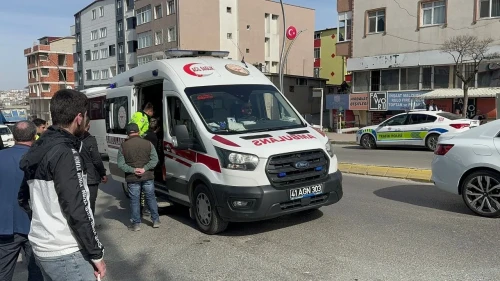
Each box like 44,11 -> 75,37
236,102 -> 258,122
130,102 -> 154,137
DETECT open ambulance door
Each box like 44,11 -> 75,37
105,86 -> 137,185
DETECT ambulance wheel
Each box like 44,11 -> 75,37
425,134 -> 439,151
193,184 -> 228,235
361,134 -> 376,149
122,183 -> 130,199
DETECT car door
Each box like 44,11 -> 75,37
405,113 -> 437,146
375,113 -> 409,145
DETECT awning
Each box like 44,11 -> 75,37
418,87 -> 500,99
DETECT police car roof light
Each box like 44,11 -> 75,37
152,69 -> 159,76
109,83 -> 116,89
165,49 -> 230,59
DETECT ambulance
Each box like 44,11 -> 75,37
104,50 -> 343,234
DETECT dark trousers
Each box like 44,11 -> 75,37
88,184 -> 99,215
0,234 -> 44,281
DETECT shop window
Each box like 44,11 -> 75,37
370,70 -> 381,91
400,68 -> 420,90
353,71 -> 370,92
381,69 -> 399,91
434,66 -> 450,89
422,66 -> 432,89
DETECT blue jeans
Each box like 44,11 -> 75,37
128,180 -> 159,224
35,250 -> 95,281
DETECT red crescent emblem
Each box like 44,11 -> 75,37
183,63 -> 200,77
286,26 -> 297,40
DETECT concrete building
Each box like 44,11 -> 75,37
313,28 -> 347,85
24,36 -> 75,122
132,0 -> 315,77
115,0 -> 138,73
333,0 -> 500,126
73,0 -> 118,90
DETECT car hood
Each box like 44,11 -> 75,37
209,127 -> 328,158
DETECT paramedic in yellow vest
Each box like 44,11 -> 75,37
130,102 -> 154,137
32,118 -> 47,140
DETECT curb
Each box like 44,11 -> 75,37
331,140 -> 357,145
338,163 -> 432,182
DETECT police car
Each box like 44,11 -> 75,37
356,111 -> 480,151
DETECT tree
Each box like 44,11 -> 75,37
441,35 -> 499,117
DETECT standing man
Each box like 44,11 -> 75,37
117,123 -> 160,231
80,119 -> 108,222
0,121 -> 43,281
32,118 -> 47,141
130,102 -> 154,137
18,89 -> 106,281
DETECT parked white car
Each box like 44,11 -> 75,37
356,111 -> 479,151
431,119 -> 500,218
0,125 -> 14,147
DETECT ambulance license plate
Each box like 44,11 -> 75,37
289,184 -> 323,200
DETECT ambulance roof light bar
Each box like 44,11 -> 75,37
165,49 -> 230,59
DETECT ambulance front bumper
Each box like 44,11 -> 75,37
212,170 -> 343,222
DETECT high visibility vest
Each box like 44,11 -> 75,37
130,111 -> 149,136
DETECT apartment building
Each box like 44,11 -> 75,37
132,0 -> 314,77
331,0 -> 500,125
313,28 -> 347,85
24,36 -> 75,122
73,0 -> 118,90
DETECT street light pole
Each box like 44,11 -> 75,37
281,29 -> 306,79
278,0 -> 286,93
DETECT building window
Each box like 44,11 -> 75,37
42,84 -> 50,92
100,48 -> 108,58
92,9 -> 96,19
338,12 -> 352,41
91,30 -> 98,40
381,69 -> 399,91
41,68 -> 49,77
117,20 -> 123,35
422,1 -> 446,26
227,33 -> 232,39
422,66 -> 432,89
227,7 -> 232,13
370,70 -> 381,91
85,50 -> 91,61
314,68 -> 320,78
117,0 -> 122,9
247,25 -> 251,30
109,44 -> 116,56
99,6 -> 104,17
367,9 -> 385,33
314,48 -> 320,59
167,1 -> 176,15
101,69 -> 109,79
127,40 -> 138,53
155,5 -> 162,19
126,17 -> 137,30
167,26 -> 177,42
86,70 -> 92,80
314,32 -> 321,39
92,70 -> 100,80
137,5 -> 152,25
434,65 -> 450,89
138,32 -> 153,49
400,68 -> 420,90
118,43 -> 124,60
155,30 -> 163,45
138,55 -> 153,65
91,50 -> 100,60
479,0 -> 500,18
100,27 -> 107,38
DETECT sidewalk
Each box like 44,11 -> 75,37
326,132 -> 357,144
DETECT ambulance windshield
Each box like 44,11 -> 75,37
185,84 -> 305,135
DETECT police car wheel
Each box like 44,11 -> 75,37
361,134 -> 376,149
193,184 -> 228,235
122,183 -> 131,199
425,134 -> 439,151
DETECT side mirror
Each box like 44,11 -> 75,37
173,125 -> 193,150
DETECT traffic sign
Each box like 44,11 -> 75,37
286,26 -> 297,40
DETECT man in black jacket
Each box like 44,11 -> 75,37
18,89 -> 106,281
80,119 -> 108,217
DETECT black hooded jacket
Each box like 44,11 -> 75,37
79,131 -> 107,185
18,126 -> 104,261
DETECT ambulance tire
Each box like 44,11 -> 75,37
361,134 -> 376,149
122,183 -> 130,199
193,184 -> 228,235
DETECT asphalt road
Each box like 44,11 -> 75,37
13,173 -> 499,281
334,144 -> 435,169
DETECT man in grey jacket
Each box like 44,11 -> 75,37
117,123 -> 160,231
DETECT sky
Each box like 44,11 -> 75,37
0,0 -> 337,90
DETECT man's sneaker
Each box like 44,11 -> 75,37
153,221 -> 161,228
128,224 -> 141,231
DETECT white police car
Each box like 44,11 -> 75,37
356,111 -> 480,151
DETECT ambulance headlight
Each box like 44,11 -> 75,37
215,147 -> 259,171
325,141 -> 334,157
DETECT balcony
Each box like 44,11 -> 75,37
125,29 -> 137,41
126,53 -> 137,65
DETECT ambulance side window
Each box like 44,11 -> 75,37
167,96 -> 205,152
105,96 -> 129,135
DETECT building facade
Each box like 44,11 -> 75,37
332,0 -> 500,127
116,0 -> 139,73
73,0 -> 119,90
24,37 -> 75,122
313,28 -> 347,85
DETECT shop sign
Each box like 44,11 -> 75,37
369,92 -> 387,111
349,93 -> 368,110
387,91 -> 427,111
453,98 -> 476,118
326,94 -> 349,110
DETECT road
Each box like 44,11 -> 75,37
334,144 -> 434,169
13,173 -> 499,281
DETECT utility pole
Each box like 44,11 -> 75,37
278,0 -> 286,93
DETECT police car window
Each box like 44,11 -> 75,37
385,114 -> 407,126
0,127 -> 11,135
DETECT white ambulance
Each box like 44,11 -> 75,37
104,50 -> 343,234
